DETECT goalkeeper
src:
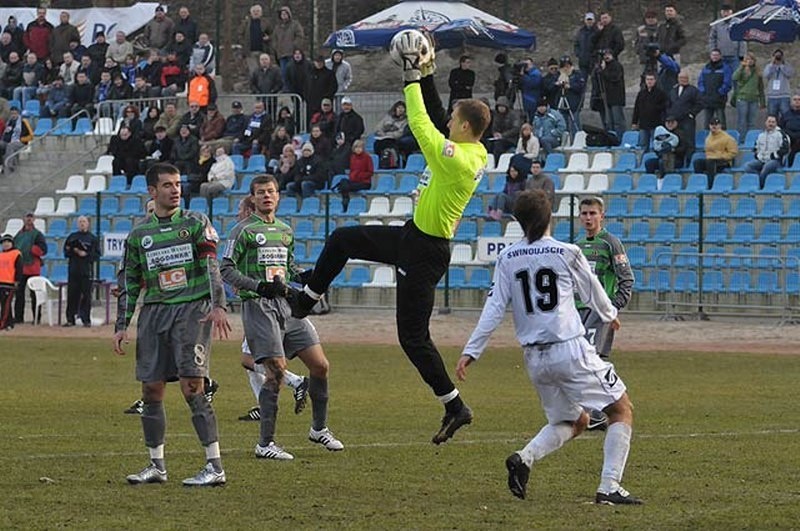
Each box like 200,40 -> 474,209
290,31 -> 491,445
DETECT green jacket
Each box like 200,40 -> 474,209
732,66 -> 765,106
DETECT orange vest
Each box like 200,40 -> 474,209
188,75 -> 210,107
0,249 -> 21,284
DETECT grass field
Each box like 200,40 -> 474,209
2,336 -> 799,529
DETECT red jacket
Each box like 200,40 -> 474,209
23,20 -> 53,61
348,152 -> 373,185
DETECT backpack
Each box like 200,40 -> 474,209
586,130 -> 620,147
379,147 -> 399,169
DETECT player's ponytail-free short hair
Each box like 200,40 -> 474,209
580,196 -> 605,212
454,99 -> 491,138
145,162 -> 180,187
513,190 -> 552,243
250,174 -> 279,195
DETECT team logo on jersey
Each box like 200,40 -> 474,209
281,233 -> 292,246
614,254 -> 628,265
204,225 -> 219,242
158,267 -> 188,290
141,235 -> 153,249
255,233 -> 267,245
178,228 -> 190,240
442,140 -> 456,158
194,343 -> 206,366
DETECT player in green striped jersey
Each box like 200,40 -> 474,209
113,163 -> 232,487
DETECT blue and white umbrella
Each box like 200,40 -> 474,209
720,0 -> 800,43
324,0 -> 535,50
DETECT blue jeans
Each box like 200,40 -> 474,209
12,86 -> 36,107
606,105 -> 626,138
279,56 -> 291,88
744,158 -> 782,188
638,129 -> 654,152
736,100 -> 760,139
286,179 -> 318,198
767,97 -> 790,121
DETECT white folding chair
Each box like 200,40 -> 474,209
359,197 -> 391,217
86,155 -> 114,175
54,197 -> 77,216
558,152 -> 589,173
588,152 -> 613,172
34,197 -> 56,217
26,276 -> 60,326
585,174 -> 610,193
56,175 -> 85,194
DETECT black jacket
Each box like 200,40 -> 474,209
632,86 -> 668,129
592,23 -> 625,58
667,84 -> 703,122
448,67 -> 475,101
599,59 -> 626,106
305,65 -> 337,115
64,231 -> 100,277
335,110 -> 365,146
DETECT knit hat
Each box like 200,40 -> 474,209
301,142 -> 314,154
495,96 -> 510,110
0,234 -> 13,244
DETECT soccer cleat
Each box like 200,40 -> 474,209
595,488 -> 644,505
505,453 -> 530,500
124,399 -> 144,415
182,462 -> 226,487
287,286 -> 318,319
293,376 -> 310,414
309,427 -> 344,451
126,463 -> 167,485
586,408 -> 609,431
238,406 -> 260,421
204,379 -> 220,403
255,442 -> 294,460
432,405 -> 473,445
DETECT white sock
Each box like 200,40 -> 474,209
437,389 -> 459,404
598,422 -> 632,494
247,369 -> 266,400
148,444 -> 164,461
253,363 -> 266,375
283,370 -> 302,389
303,285 -> 322,300
204,441 -> 221,460
519,423 -> 574,467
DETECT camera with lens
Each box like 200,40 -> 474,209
645,43 -> 660,58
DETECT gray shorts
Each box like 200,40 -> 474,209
242,298 -> 311,362
578,307 -> 615,358
135,299 -> 212,382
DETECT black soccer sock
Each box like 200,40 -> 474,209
309,376 -> 328,431
141,401 -> 166,470
445,395 -> 465,415
186,393 -> 219,446
258,385 -> 279,446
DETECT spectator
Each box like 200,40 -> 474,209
68,36 -> 87,62
328,130 -> 352,177
0,106 -> 32,173
335,96 -> 364,147
309,124 -> 332,160
200,103 -> 225,144
745,115 -> 789,188
206,100 -> 247,152
189,33 -> 216,76
306,54 -> 338,120
166,31 -> 192,67
285,48 -> 310,114
250,53 -> 283,118
667,71 -> 702,165
23,7 -> 53,62
657,4 -> 687,64
275,105 -> 295,136
58,51 -> 79,85
143,6 -> 174,51
180,101 -> 205,137
175,6 -> 199,45
0,51 -> 23,100
12,213 -> 46,325
326,49 -> 352,93
239,4 -> 273,74
187,63 -> 217,112
514,122 -> 541,161
273,5 -> 305,83
779,94 -> 800,165
639,43 -> 679,94
171,123 -> 201,182
42,76 -> 70,118
286,142 -> 325,197
552,55 -> 585,136
77,54 -> 99,85
14,53 -> 43,107
93,71 -> 113,118
121,54 -> 137,86
698,48 -> 733,129
3,16 -> 24,52
493,53 -> 516,107
645,116 -> 690,176
632,73 -> 668,151
107,73 -> 134,118
141,106 -> 162,143
200,147 -> 236,199
86,31 -> 109,68
131,75 -> 151,108
335,139 -> 373,211
591,12 -> 624,59
120,105 -> 143,139
485,96 -> 520,160
106,31 -> 133,64
574,13 -> 598,80
69,71 -> 95,119
598,49 -> 626,138
634,10 -> 659,66
693,118 -> 738,188
107,125 -> 146,184
136,50 -> 161,95
763,49 -> 793,121
62,215 -> 100,327
158,51 -> 187,97
276,143 -> 297,190
373,100 -> 408,154
524,159 -> 556,210
102,56 -> 123,83
35,58 -> 59,102
448,55 -> 475,112
732,53 -> 766,140
51,11 -> 80,65
156,102 -> 182,138
708,4 -> 746,75
310,97 -> 337,141
0,31 -> 20,64
487,157 -> 528,220
541,58 -> 561,104
142,125 -> 174,171
232,100 -> 271,156
518,57 -> 542,123
268,125 -> 291,160
0,233 -> 21,331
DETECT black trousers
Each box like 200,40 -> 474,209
307,221 -> 456,397
14,274 -> 36,324
0,285 -> 14,329
66,273 -> 92,325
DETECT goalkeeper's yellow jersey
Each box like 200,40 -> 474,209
404,82 -> 487,239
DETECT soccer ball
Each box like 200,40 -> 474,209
389,29 -> 432,67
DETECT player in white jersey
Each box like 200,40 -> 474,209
456,190 -> 642,505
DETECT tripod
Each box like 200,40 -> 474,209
556,86 -> 577,143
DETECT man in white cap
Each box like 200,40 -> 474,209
335,96 -> 364,148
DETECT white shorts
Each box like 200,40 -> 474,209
523,336 -> 626,424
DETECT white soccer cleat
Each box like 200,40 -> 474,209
126,463 -> 167,484
309,427 -> 344,451
181,462 -> 226,487
255,442 -> 295,460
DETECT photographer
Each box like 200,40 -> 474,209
640,42 -> 679,93
493,53 -> 517,107
591,11 -> 624,59
634,10 -> 659,65
552,56 -> 584,137
764,48 -> 794,121
518,57 -> 542,123
698,48 -> 732,129
597,49 -> 626,138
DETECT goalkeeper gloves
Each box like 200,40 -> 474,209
256,276 -> 288,299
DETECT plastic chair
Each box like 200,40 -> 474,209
54,197 -> 77,217
360,197 -> 391,217
34,197 -> 56,217
606,174 -> 633,194
92,117 -> 115,135
558,153 -> 589,173
69,118 -> 93,136
587,152 -> 613,172
56,175 -> 85,194
585,174 -> 609,193
86,155 -> 114,175
404,154 -> 426,172
33,117 -> 53,136
365,266 -> 396,287
26,276 -> 60,326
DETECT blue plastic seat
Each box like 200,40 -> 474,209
404,153 -> 426,172
676,221 -> 699,243
654,196 -> 680,218
293,220 -> 314,239
344,197 -> 367,216
704,222 -> 729,244
729,271 -> 752,293
120,197 -> 141,215
365,174 -> 395,195
674,246 -> 699,267
702,271 -> 724,293
98,263 -> 117,282
298,197 -> 321,216
708,197 -> 731,218
731,222 -> 755,244
395,174 -> 418,194
754,271 -> 780,294
23,99 -> 40,118
47,218 -> 67,238
276,196 -> 298,216
69,118 -> 92,136
784,222 -> 800,244
659,173 -> 683,193
481,220 -> 502,237
773,198 -> 794,219
651,221 -> 676,243
211,197 -> 230,217
674,270 -> 697,293
633,174 -> 658,194
52,118 -> 73,135
605,197 -> 628,218
627,245 -> 646,267
628,197 -> 653,218
628,221 -> 651,243
553,221 -> 572,242
651,245 -> 673,267
114,218 -> 133,233
754,247 -> 781,269
462,197 -> 484,217
106,175 -> 128,194
730,197 -> 757,219
729,246 -> 753,269
232,175 -> 255,195
742,130 -> 759,149
77,197 -> 97,216
710,173 -> 734,194
606,174 -> 633,194
650,269 -> 672,292
733,173 -> 760,194
230,154 -> 245,173
442,267 -> 467,289
100,197 -> 119,216
50,264 -> 69,283
242,154 -> 266,174
188,197 -> 208,214
342,266 -> 371,287
452,221 -> 477,242
127,175 -> 148,194
754,222 -> 781,244
695,130 -> 709,148
677,197 -> 699,218
467,268 -> 492,289
605,221 -> 625,238
33,117 -> 52,136
682,174 -> 708,194
543,153 -> 566,172
608,154 -> 638,175
635,153 -> 657,172
761,173 -> 786,193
